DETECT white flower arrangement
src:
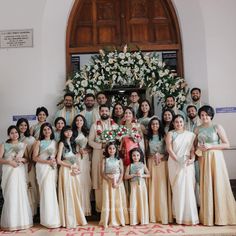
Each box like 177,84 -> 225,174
64,45 -> 189,110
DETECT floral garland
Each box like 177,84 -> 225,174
65,45 -> 189,110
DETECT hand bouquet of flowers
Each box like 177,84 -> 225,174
130,127 -> 142,143
47,148 -> 57,169
68,154 -> 80,176
12,145 -> 23,166
76,137 -> 87,159
115,125 -> 129,141
100,129 -> 116,143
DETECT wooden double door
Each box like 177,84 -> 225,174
67,0 -> 183,75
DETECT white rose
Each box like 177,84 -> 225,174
119,53 -> 125,59
81,80 -> 88,87
126,52 -> 131,57
105,67 -> 110,72
97,81 -> 102,86
138,59 -> 144,65
86,89 -> 94,94
108,58 -> 113,64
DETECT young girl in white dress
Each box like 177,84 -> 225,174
99,142 -> 129,227
0,125 -> 33,231
125,147 -> 150,225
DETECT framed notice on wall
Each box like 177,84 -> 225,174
71,54 -> 80,73
162,52 -> 177,72
0,29 -> 33,48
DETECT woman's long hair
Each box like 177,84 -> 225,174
71,114 -> 89,138
59,126 -> 77,154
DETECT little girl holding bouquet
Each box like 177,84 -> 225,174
99,141 -> 129,227
125,147 -> 150,225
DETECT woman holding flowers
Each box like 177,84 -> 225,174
72,114 -> 92,216
33,123 -> 61,228
195,105 -> 236,226
57,126 -> 87,228
0,125 -> 33,231
120,107 -> 144,167
166,115 -> 198,225
146,117 -> 172,224
125,147 -> 150,225
16,118 -> 38,216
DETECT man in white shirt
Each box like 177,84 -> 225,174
54,92 -> 79,125
80,93 -> 99,129
186,105 -> 201,132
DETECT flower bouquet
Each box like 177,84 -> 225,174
47,148 -> 57,169
76,138 -> 87,159
115,125 -> 129,141
12,145 -> 23,166
100,129 -> 116,143
130,127 -> 142,143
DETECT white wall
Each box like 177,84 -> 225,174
173,0 -> 236,178
0,0 -> 236,178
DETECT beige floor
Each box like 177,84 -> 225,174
1,223 -> 236,236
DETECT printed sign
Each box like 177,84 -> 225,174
215,107 -> 236,113
0,29 -> 33,48
13,115 -> 36,122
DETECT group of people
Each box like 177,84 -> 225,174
0,88 -> 236,231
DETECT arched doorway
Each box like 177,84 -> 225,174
66,0 -> 183,76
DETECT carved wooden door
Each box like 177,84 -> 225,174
67,0 -> 183,75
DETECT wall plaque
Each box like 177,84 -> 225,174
0,29 -> 33,48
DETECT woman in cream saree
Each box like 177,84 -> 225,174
166,115 -> 199,225
57,126 -> 87,228
33,123 -> 61,228
0,125 -> 33,231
